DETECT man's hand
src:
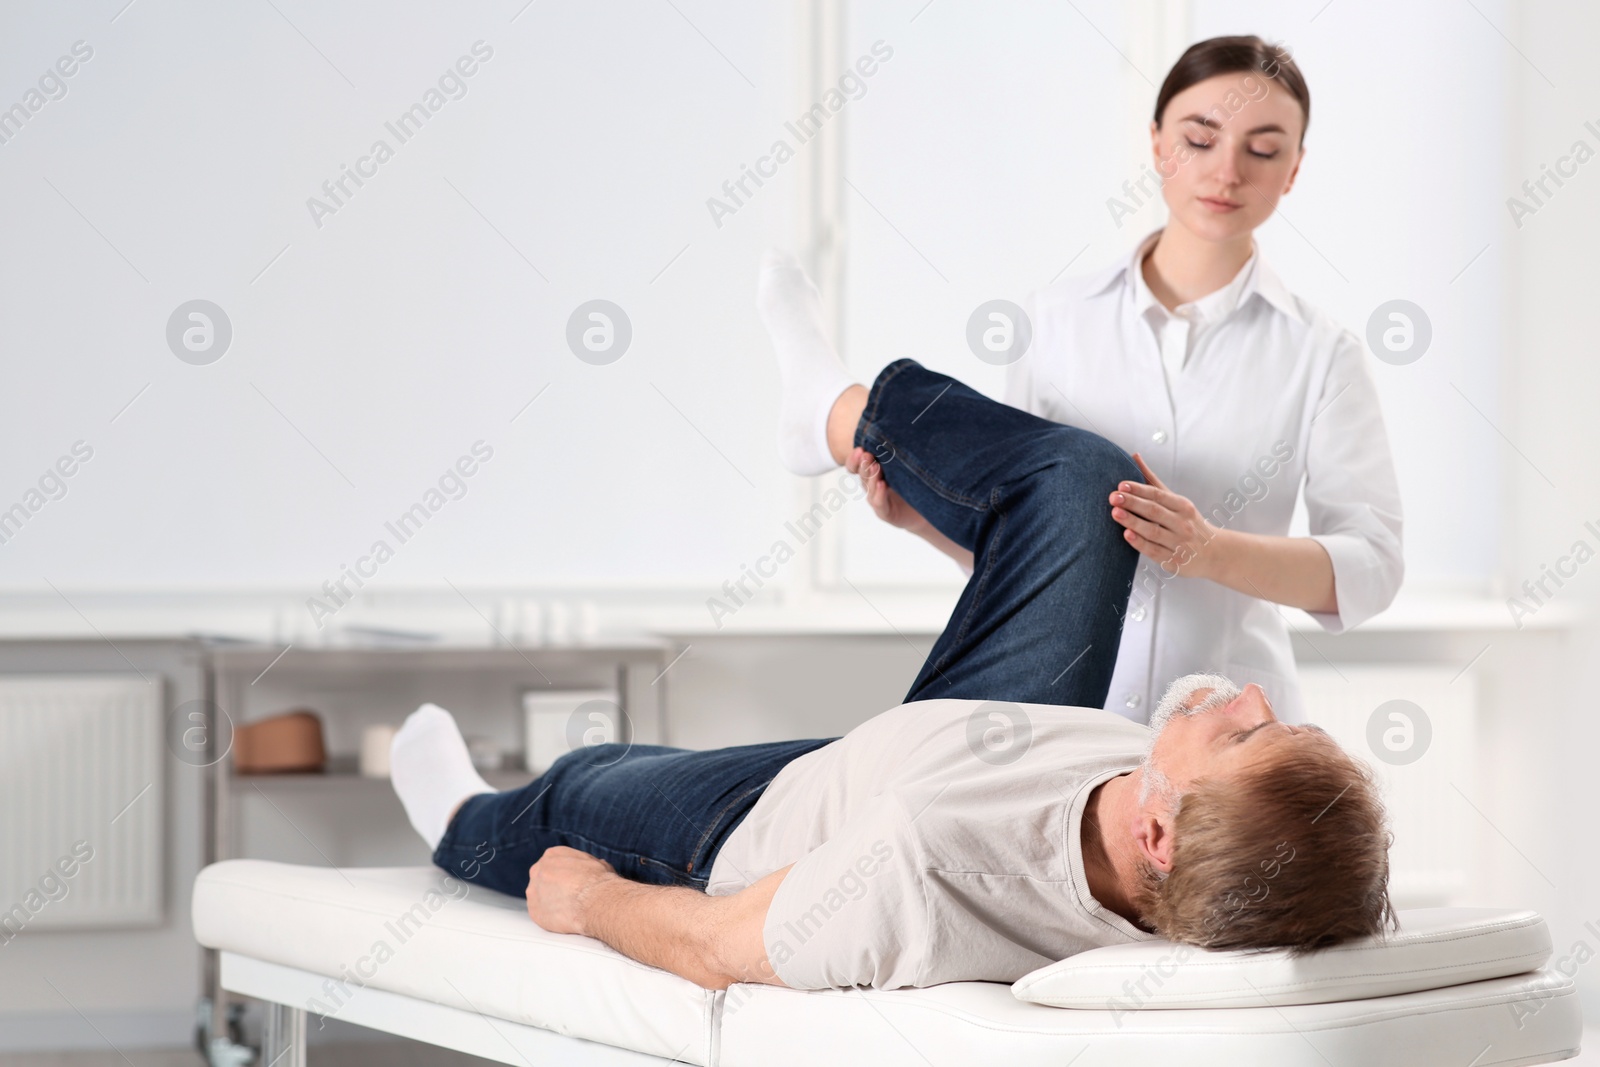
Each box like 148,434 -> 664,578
525,845 -> 617,936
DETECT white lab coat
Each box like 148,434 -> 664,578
1005,228 -> 1403,724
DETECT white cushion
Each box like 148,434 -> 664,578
1011,908 -> 1552,1009
191,860 -> 718,1064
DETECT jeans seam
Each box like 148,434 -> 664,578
931,495 -> 1006,678
860,360 -> 990,512
638,855 -> 709,888
959,500 -> 1005,648
868,429 -> 988,511
861,357 -> 914,430
440,824 -> 708,889
688,780 -> 773,873
440,826 -> 628,861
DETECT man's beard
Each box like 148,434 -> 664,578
1138,672 -> 1242,806
1147,672 -> 1243,736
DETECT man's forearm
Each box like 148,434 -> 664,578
579,878 -> 738,988
574,867 -> 790,992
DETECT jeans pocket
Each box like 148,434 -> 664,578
636,854 -> 707,889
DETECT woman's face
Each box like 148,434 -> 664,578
1150,71 -> 1305,243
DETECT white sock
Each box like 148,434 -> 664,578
757,249 -> 856,476
390,703 -> 494,850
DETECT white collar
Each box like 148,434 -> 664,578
1084,226 -> 1305,326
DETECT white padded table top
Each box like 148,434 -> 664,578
192,861 -> 1584,1067
717,975 -> 1580,1066
193,861 -> 718,1063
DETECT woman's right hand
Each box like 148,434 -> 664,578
846,446 -> 930,534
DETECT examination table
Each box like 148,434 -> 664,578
191,860 -> 1583,1066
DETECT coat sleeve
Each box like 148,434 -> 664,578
1301,330 -> 1405,633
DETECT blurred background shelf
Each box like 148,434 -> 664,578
229,755 -> 535,792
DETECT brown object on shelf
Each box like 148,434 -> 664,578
233,709 -> 327,774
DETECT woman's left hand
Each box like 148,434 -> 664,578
1109,453 -> 1226,580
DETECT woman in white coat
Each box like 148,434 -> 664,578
849,35 -> 1403,724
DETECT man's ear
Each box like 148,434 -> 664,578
1134,808 -> 1177,873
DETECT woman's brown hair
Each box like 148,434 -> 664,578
1154,35 -> 1311,147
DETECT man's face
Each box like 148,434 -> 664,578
1140,674 -> 1326,807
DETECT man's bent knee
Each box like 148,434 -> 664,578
1074,428 -> 1143,490
1027,427 -> 1142,504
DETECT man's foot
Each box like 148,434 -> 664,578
757,249 -> 857,476
390,703 -> 495,850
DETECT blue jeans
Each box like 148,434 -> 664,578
434,358 -> 1140,895
435,738 -> 837,895
857,357 -> 1141,706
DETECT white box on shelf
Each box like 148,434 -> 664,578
522,688 -> 625,775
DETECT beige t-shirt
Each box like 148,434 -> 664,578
706,698 -> 1159,989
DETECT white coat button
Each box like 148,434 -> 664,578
1125,693 -> 1142,709
1131,607 -> 1147,622
1151,429 -> 1168,444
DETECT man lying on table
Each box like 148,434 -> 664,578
388,260 -> 1392,991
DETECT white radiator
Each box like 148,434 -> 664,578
1297,665 -> 1477,908
0,674 -> 164,932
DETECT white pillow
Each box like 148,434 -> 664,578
1012,908 -> 1551,1010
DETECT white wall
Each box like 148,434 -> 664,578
0,0 -> 803,597
1502,0 -> 1600,1021
0,0 -> 1513,605
839,0 -> 1133,583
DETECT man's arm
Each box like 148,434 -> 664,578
525,845 -> 791,991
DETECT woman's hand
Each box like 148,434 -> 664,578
846,446 -> 930,534
526,845 -> 617,936
1109,453 -> 1227,581
846,446 -> 976,572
